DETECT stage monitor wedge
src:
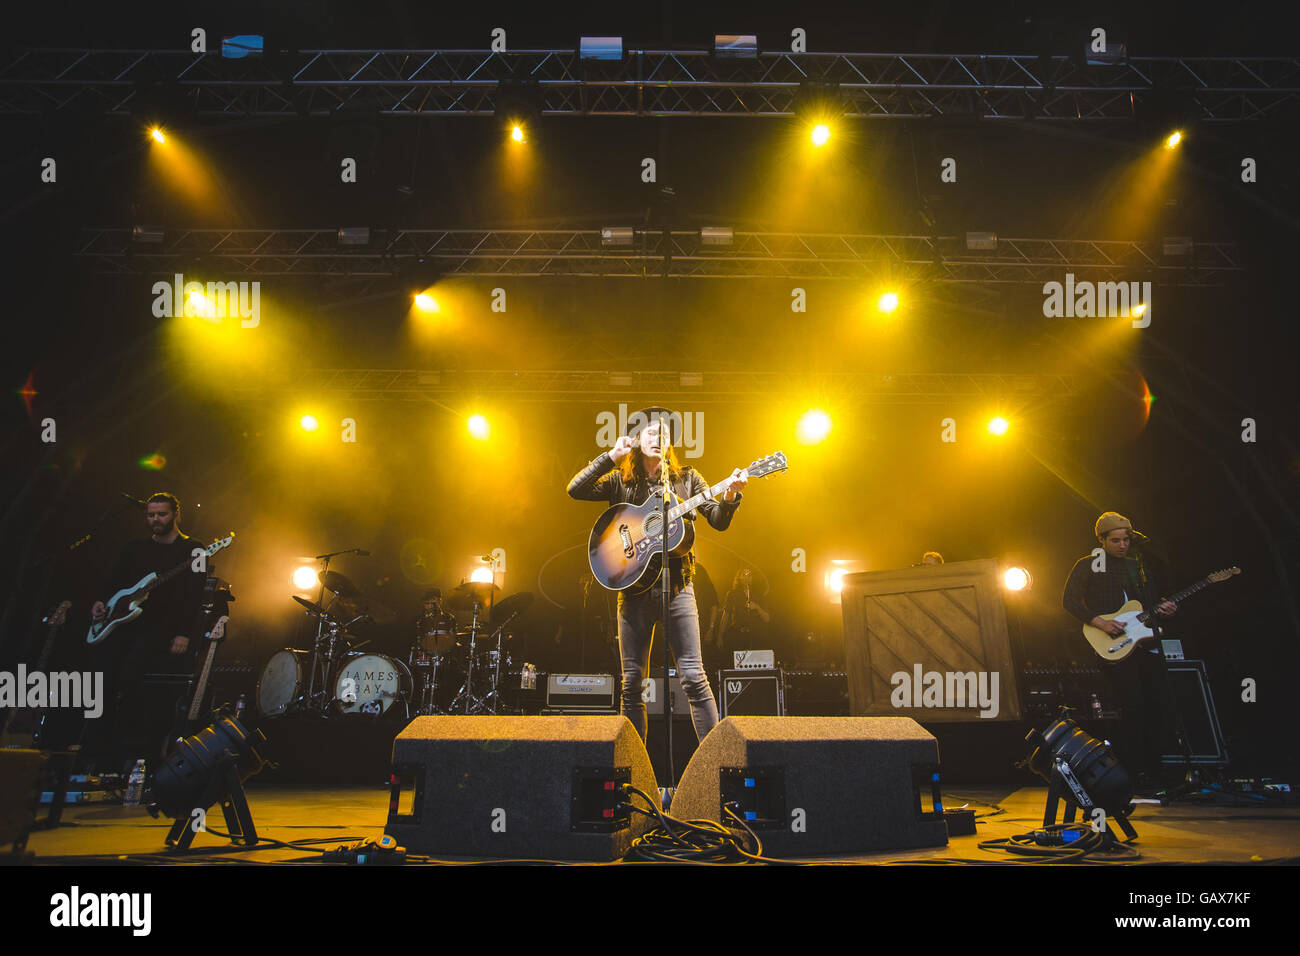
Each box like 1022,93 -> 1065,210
386,715 -> 656,861
671,716 -> 948,858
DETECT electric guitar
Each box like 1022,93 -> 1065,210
161,614 -> 229,760
1082,567 -> 1240,661
87,533 -> 235,645
0,600 -> 72,748
588,452 -> 788,591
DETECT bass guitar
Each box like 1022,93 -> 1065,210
588,451 -> 787,591
87,533 -> 235,645
1082,566 -> 1240,661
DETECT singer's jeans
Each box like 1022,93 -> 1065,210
616,583 -> 719,742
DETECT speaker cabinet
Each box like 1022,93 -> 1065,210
671,716 -> 948,857
1161,660 -> 1229,765
386,715 -> 657,861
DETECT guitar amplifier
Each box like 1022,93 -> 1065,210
718,669 -> 785,717
732,650 -> 775,670
546,674 -> 616,712
644,673 -> 684,716
1160,660 -> 1229,766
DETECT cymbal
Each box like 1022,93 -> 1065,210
492,591 -> 534,625
338,595 -> 396,626
292,595 -> 332,618
319,570 -> 362,599
446,580 -> 501,616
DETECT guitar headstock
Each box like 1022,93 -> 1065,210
208,614 -> 230,641
45,600 -> 72,627
207,532 -> 236,556
1209,567 -> 1241,583
745,451 -> 788,480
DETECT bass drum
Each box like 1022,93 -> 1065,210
333,653 -> 412,716
257,648 -> 308,717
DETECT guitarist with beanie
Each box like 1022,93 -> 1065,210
1062,511 -> 1177,783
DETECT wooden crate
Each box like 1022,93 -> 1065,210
841,558 -> 1020,721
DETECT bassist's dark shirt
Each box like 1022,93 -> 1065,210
103,535 -> 205,673
567,452 -> 741,591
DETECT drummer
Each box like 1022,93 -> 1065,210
419,587 -> 454,628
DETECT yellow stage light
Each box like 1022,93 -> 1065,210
877,291 -> 900,313
292,566 -> 318,591
468,414 -> 490,440
987,416 -> 1010,436
300,414 -> 319,432
810,124 -> 831,147
414,292 -> 439,313
797,409 -> 832,444
1132,303 -> 1147,318
151,127 -> 166,144
827,567 -> 848,594
1003,567 -> 1031,591
470,565 -> 495,584
511,124 -> 526,144
1165,130 -> 1182,149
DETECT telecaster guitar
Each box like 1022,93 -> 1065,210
588,452 -> 787,591
1082,566 -> 1240,661
87,533 -> 235,645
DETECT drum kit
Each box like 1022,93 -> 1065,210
256,569 -> 535,721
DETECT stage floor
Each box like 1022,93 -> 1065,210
20,783 -> 1300,865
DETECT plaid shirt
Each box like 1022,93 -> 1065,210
1062,552 -> 1163,625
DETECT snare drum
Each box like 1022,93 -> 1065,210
333,653 -> 412,716
257,648 -> 308,717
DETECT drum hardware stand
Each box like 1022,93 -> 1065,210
450,599 -> 489,715
301,548 -> 368,714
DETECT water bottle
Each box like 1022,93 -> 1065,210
1090,693 -> 1103,719
235,693 -> 247,721
124,759 -> 146,807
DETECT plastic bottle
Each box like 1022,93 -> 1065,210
124,759 -> 146,806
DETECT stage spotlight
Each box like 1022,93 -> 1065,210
1131,303 -> 1147,319
148,715 -> 268,850
414,292 -> 439,313
797,409 -> 832,444
1023,708 -> 1134,834
826,567 -> 848,594
150,127 -> 166,144
1003,567 -> 1032,591
987,416 -> 1009,436
510,124 -> 526,144
1165,130 -> 1182,149
810,123 -> 831,147
470,565 -> 495,584
877,291 -> 899,313
292,565 -> 318,591
300,414 -> 319,432
467,414 -> 490,440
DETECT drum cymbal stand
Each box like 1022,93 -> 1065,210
449,600 -> 489,715
481,602 -> 525,714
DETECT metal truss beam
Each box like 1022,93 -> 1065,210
76,228 -> 1242,285
224,368 -> 1079,405
5,49 -> 1300,120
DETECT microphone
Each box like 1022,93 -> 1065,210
354,549 -> 371,556
121,493 -> 147,509
481,554 -> 494,562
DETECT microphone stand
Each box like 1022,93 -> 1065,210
657,413 -> 675,802
1133,542 -> 1195,794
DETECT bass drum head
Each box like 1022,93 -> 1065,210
334,653 -> 412,716
257,649 -> 306,717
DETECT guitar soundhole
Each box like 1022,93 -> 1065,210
643,513 -> 662,539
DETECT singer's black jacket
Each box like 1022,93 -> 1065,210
567,451 -> 741,592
